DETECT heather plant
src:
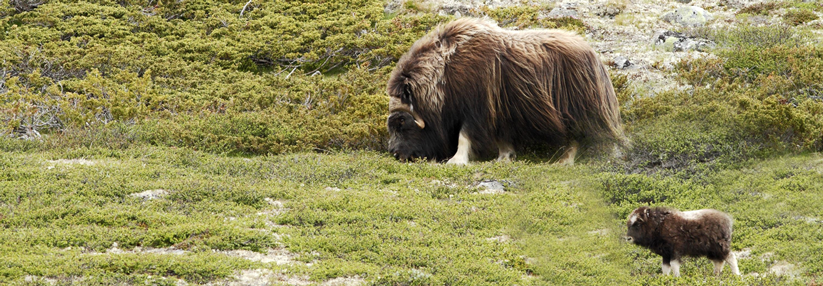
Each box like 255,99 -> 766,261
0,0 -> 447,154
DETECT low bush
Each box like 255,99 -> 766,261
0,0 -> 448,154
617,26 -> 823,174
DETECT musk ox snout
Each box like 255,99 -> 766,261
387,111 -> 447,162
626,206 -> 740,277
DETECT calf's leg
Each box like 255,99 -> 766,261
725,253 -> 740,275
712,259 -> 725,275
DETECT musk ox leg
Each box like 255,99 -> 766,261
447,128 -> 471,165
556,140 -> 579,166
496,140 -> 515,162
661,256 -> 672,275
712,259 -> 725,275
670,259 -> 681,277
726,253 -> 740,275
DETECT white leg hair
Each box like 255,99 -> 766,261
496,140 -> 515,162
662,261 -> 671,275
670,259 -> 681,277
726,253 -> 741,276
556,140 -> 579,166
447,128 -> 471,165
712,259 -> 725,275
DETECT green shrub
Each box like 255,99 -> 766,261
617,26 -> 823,174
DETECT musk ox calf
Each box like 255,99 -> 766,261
626,206 -> 741,277
386,18 -> 624,165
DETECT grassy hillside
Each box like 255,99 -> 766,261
1,143 -> 821,285
2,0 -> 823,285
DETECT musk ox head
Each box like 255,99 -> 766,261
386,25 -> 457,162
626,206 -> 671,245
386,81 -> 453,162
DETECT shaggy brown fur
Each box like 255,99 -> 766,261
386,18 -> 623,163
626,206 -> 740,277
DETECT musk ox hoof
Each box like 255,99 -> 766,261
496,155 -> 514,163
446,156 -> 469,165
556,141 -> 579,166
556,156 -> 575,166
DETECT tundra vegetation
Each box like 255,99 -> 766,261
1,0 -> 823,285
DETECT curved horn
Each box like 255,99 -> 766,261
412,113 -> 425,129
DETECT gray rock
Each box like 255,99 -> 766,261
546,7 -> 579,18
613,56 -> 632,69
384,0 -> 403,14
595,6 -> 622,18
676,0 -> 692,3
438,3 -> 474,17
476,180 -> 505,194
661,6 -> 713,27
654,30 -> 715,52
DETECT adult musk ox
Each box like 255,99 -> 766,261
626,206 -> 741,277
386,18 -> 623,164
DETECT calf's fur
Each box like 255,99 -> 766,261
626,206 -> 740,277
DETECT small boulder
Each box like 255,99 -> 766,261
654,30 -> 715,52
613,56 -> 632,69
661,6 -> 713,27
438,3 -> 473,17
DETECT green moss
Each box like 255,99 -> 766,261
737,2 -> 784,16
783,9 -> 819,25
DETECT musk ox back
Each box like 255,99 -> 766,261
386,18 -> 623,164
626,206 -> 741,277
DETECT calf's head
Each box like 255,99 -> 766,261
626,206 -> 671,245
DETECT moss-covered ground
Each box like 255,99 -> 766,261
2,144 -> 822,285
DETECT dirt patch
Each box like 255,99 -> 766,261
769,261 -> 800,277
97,243 -> 188,255
587,228 -> 610,236
486,235 -> 511,243
130,189 -> 169,200
218,248 -> 299,265
46,158 -> 99,169
204,269 -> 311,286
321,276 -> 366,286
